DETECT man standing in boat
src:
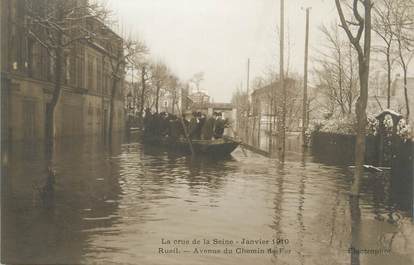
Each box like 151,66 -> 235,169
214,112 -> 225,139
188,112 -> 202,140
168,115 -> 181,141
159,112 -> 169,136
197,112 -> 206,139
202,112 -> 217,140
188,112 -> 197,139
143,108 -> 153,135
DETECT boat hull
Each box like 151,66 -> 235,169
142,136 -> 240,157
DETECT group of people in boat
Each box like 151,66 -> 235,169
143,108 -> 229,141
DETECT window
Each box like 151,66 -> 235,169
76,54 -> 83,88
96,108 -> 101,123
31,43 -> 41,78
87,55 -> 94,91
48,50 -> 56,82
96,57 -> 102,93
88,103 -> 93,115
64,54 -> 70,84
103,61 -> 107,94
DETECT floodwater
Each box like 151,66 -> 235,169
1,133 -> 413,265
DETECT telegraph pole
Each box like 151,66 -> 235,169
278,0 -> 286,159
247,58 -> 250,96
245,58 -> 250,143
302,7 -> 310,147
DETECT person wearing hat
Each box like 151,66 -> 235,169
188,111 -> 198,139
190,112 -> 204,140
143,108 -> 153,136
159,112 -> 170,136
214,112 -> 225,139
202,112 -> 217,140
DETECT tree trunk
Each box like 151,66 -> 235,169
108,77 -> 118,140
155,82 -> 160,113
353,52 -> 370,196
139,66 -> 146,118
46,44 -> 63,152
386,47 -> 391,109
397,36 -> 409,121
172,91 -> 176,114
334,0 -> 372,195
403,67 -> 409,121
348,44 -> 354,114
338,51 -> 346,116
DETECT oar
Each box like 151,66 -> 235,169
175,102 -> 195,157
228,124 -> 248,157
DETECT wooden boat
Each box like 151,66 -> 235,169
142,135 -> 241,157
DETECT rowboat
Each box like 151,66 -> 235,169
142,135 -> 241,157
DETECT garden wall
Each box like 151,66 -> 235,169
311,132 -> 413,176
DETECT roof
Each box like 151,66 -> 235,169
191,102 -> 233,110
251,78 -> 297,96
209,102 -> 233,110
375,109 -> 403,119
190,91 -> 209,97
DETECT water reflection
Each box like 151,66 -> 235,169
1,134 -> 413,265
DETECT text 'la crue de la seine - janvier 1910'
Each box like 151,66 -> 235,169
158,238 -> 292,255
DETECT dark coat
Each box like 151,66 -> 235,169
194,117 -> 205,140
202,117 -> 215,140
159,117 -> 170,136
179,118 -> 190,137
143,112 -> 153,135
189,117 -> 198,139
151,113 -> 161,136
214,118 -> 225,138
168,120 -> 180,140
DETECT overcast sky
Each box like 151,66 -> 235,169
105,0 -> 337,102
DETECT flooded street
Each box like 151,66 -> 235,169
2,134 -> 413,265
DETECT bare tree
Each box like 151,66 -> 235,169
372,0 -> 397,109
23,0 -> 107,147
138,63 -> 151,117
167,75 -> 179,114
150,61 -> 170,113
104,37 -> 148,139
190,72 -> 204,92
335,0 -> 373,194
391,0 -> 414,121
129,50 -> 150,121
314,24 -> 359,116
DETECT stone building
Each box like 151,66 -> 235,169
368,73 -> 414,125
191,102 -> 236,120
189,91 -> 210,107
0,0 -> 126,142
251,78 -> 303,132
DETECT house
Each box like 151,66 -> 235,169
367,73 -> 413,126
251,78 -> 303,132
189,91 -> 210,107
0,0 -> 126,141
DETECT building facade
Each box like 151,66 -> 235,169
368,73 -> 414,125
188,91 -> 210,107
251,78 -> 303,132
1,0 -> 126,142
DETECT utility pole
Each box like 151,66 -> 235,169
245,58 -> 250,143
247,58 -> 250,95
278,0 -> 286,159
130,66 -> 134,113
302,7 -> 310,147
